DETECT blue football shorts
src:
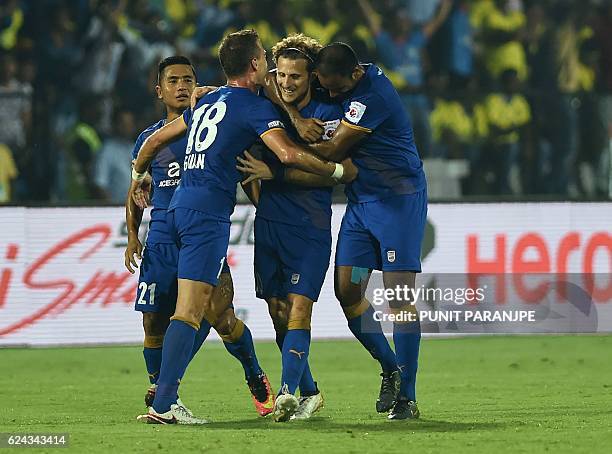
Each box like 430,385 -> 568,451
335,189 -> 427,272
167,207 -> 231,286
254,216 -> 332,302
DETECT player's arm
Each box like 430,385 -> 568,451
260,128 -> 351,181
285,157 -> 358,186
133,116 -> 187,174
131,116 -> 187,208
238,150 -> 358,187
240,180 -> 260,207
307,121 -> 368,162
124,171 -> 151,273
263,72 -> 324,143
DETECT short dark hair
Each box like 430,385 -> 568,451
218,29 -> 261,78
315,42 -> 359,77
157,55 -> 196,84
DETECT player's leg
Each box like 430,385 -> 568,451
144,308 -> 212,412
254,215 -> 317,401
207,270 -> 274,416
145,278 -> 212,422
134,242 -> 212,410
141,311 -> 170,404
335,204 -> 399,412
267,297 -> 318,399
334,265 -> 400,412
274,292 -> 319,422
366,190 -> 427,420
141,208 -> 229,424
384,271 -> 421,420
271,222 -> 332,421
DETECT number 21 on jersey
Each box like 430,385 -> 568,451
184,101 -> 227,170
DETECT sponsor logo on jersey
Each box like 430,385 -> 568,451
291,273 -> 300,284
158,179 -> 180,188
267,120 -> 285,129
167,162 -> 180,178
345,101 -> 367,123
322,119 -> 340,140
387,250 -> 396,263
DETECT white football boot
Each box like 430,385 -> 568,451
273,388 -> 299,422
137,403 -> 209,425
292,392 -> 324,420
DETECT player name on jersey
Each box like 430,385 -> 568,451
183,153 -> 205,171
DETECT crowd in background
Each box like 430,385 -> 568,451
1,0 -> 611,204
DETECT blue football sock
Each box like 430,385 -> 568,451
143,347 -> 162,384
275,329 -> 317,395
393,321 -> 421,401
223,323 -> 262,381
175,320 -> 212,380
298,364 -> 317,395
347,304 -> 397,373
281,329 -> 311,395
152,319 -> 197,413
190,320 -> 211,361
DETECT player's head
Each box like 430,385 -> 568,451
272,34 -> 322,106
314,42 -> 361,98
156,55 -> 196,111
218,29 -> 268,85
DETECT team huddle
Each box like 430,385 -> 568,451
125,29 -> 427,424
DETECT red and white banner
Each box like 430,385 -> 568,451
1,202 -> 611,346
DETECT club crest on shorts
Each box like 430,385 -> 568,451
387,250 -> 396,263
291,273 -> 300,285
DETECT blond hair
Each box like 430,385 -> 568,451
272,33 -> 322,66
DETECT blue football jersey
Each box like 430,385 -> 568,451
132,119 -> 186,244
257,99 -> 342,230
169,86 -> 284,220
340,64 -> 426,202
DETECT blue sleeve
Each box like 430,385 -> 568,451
182,107 -> 193,127
249,98 -> 285,137
342,92 -> 389,132
131,132 -> 146,161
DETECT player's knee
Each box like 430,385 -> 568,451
213,307 -> 237,337
215,311 -> 245,343
267,298 -> 289,329
142,312 -> 170,337
212,272 -> 234,306
287,296 -> 313,330
334,282 -> 361,308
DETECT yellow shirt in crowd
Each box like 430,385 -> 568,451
0,144 -> 18,203
484,93 -> 531,144
430,99 -> 473,143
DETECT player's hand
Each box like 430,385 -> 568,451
124,235 -> 143,274
190,85 -> 218,109
339,158 -> 358,184
295,117 -> 325,143
237,151 -> 274,184
130,178 -> 150,209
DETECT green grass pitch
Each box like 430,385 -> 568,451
2,335 -> 611,453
